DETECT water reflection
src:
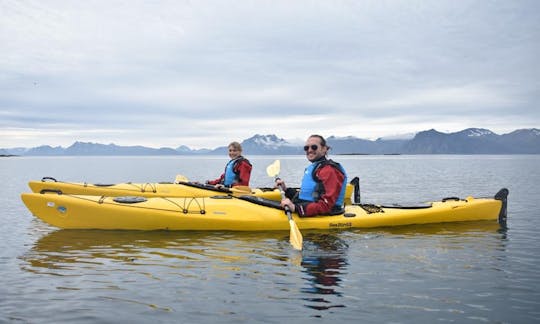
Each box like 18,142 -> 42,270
357,220 -> 507,243
297,221 -> 506,314
22,221 -> 504,272
300,232 -> 349,312
20,230 -> 294,274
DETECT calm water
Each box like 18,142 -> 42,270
1,155 -> 540,323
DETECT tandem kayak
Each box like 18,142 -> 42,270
28,176 -> 358,204
29,176 -> 282,200
21,188 -> 508,231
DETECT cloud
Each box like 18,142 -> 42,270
1,0 -> 539,149
371,83 -> 514,110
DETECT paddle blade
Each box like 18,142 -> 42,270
289,219 -> 303,250
266,160 -> 281,178
174,174 -> 189,183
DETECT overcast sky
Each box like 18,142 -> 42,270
1,0 -> 539,149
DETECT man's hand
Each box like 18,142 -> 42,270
280,198 -> 295,212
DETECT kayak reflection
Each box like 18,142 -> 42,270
21,230 -> 295,273
21,220 -> 505,277
355,220 -> 505,237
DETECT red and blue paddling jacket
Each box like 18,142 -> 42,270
207,157 -> 252,187
292,158 -> 347,217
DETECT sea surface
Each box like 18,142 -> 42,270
1,155 -> 539,323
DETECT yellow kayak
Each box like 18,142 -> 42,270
21,188 -> 508,231
28,177 -> 357,204
29,176 -> 282,200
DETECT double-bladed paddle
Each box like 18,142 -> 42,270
266,160 -> 303,251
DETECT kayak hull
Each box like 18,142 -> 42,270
21,189 -> 508,231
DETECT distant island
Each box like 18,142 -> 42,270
1,128 -> 539,156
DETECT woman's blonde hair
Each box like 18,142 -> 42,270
228,141 -> 242,152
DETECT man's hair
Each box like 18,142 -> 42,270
309,134 -> 327,148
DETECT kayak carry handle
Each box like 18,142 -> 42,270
41,177 -> 57,182
442,197 -> 460,202
40,189 -> 62,195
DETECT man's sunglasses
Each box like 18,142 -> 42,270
303,144 -> 319,152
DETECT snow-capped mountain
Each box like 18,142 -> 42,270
404,128 -> 540,154
212,134 -> 302,155
2,128 -> 539,155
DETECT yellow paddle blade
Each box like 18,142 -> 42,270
266,160 -> 281,178
174,174 -> 189,183
289,219 -> 303,250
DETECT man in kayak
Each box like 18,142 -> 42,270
206,141 -> 252,188
276,134 -> 347,216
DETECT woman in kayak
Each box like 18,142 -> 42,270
206,141 -> 252,188
276,134 -> 347,216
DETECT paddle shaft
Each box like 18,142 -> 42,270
277,181 -> 293,221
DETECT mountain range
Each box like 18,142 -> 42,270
1,128 -> 539,156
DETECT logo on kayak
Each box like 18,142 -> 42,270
57,206 -> 67,213
329,222 -> 352,228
